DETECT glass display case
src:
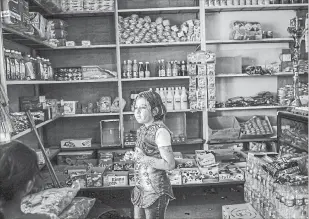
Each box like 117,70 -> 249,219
277,111 -> 308,154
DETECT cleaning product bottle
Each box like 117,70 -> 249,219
166,61 -> 172,77
159,88 -> 166,106
161,59 -> 166,77
181,87 -> 188,110
172,60 -> 178,77
122,60 -> 127,78
127,60 -> 132,78
174,87 -> 181,110
145,62 -> 150,77
166,87 -> 174,111
19,52 -> 26,80
132,60 -> 138,78
10,50 -> 16,80
157,60 -> 161,77
138,62 -> 144,78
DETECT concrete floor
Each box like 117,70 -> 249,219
88,184 -> 245,219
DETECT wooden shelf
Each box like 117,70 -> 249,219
206,38 -> 293,44
123,109 -> 193,115
204,3 -> 308,12
39,149 -> 60,170
54,144 -> 123,152
208,137 -> 277,144
2,24 -> 56,49
172,138 -> 204,145
48,44 -> 117,50
120,41 -> 200,48
122,76 -> 190,81
216,72 -> 307,78
63,113 -> 119,117
118,6 -> 200,14
11,117 -> 60,141
80,180 -> 245,191
215,106 -> 288,111
6,78 -> 118,85
48,10 -> 114,18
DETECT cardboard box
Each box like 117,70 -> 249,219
208,116 -> 241,140
128,170 -> 135,186
86,172 -> 103,187
57,151 -> 95,165
167,169 -> 182,185
63,101 -> 77,115
222,203 -> 263,219
98,158 -> 113,171
195,150 -> 216,167
181,168 -> 203,184
98,150 -> 114,159
61,138 -> 92,148
19,96 -> 46,111
82,66 -> 117,80
103,171 -> 128,187
176,158 -> 197,169
198,163 -> 219,182
219,166 -> 245,182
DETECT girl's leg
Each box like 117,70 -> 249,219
134,205 -> 146,219
144,195 -> 170,219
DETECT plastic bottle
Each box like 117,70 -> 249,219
36,57 -> 44,80
127,60 -> 132,78
159,88 -> 166,106
15,51 -> 21,80
138,62 -> 144,78
10,50 -> 16,80
42,58 -> 49,80
181,61 -> 187,76
122,60 -> 127,78
161,59 -> 166,77
4,49 -> 11,80
145,62 -> 150,77
181,87 -> 188,110
19,52 -> 26,80
46,59 -> 53,80
172,60 -> 178,77
166,87 -> 174,111
155,88 -> 160,94
166,61 -> 172,77
132,60 -> 138,78
174,87 -> 181,110
31,57 -> 37,79
157,60 -> 161,77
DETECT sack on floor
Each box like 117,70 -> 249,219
59,197 -> 96,219
21,181 -> 80,218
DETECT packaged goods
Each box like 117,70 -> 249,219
63,101 -> 77,114
219,165 -> 245,181
19,96 -> 46,111
66,41 -> 76,47
128,170 -> 135,186
239,116 -> 273,138
222,203 -> 263,219
167,169 -> 182,185
48,19 -> 68,30
1,0 -> 22,27
111,97 -> 126,112
176,158 -> 197,168
208,116 -> 241,140
230,21 -> 262,40
195,150 -> 216,167
198,163 -> 219,182
103,171 -> 128,187
61,138 -> 92,148
50,29 -> 68,39
99,96 -> 111,112
27,12 -> 47,39
21,181 -> 80,217
59,197 -> 96,219
181,168 -> 203,184
57,151 -> 95,165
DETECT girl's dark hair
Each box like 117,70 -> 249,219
0,141 -> 39,203
134,89 -> 167,121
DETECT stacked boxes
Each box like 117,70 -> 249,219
187,51 -> 216,111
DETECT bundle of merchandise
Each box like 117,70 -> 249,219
230,21 -> 263,40
21,181 -> 96,219
119,14 -> 200,44
47,19 -> 69,47
206,0 -> 308,7
216,91 -> 278,108
63,97 -> 125,114
244,152 -> 308,219
278,82 -> 308,106
187,50 -> 216,111
4,48 -> 54,81
61,0 -> 114,12
0,84 -> 13,144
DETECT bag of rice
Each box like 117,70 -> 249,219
59,197 -> 96,219
21,181 -> 80,218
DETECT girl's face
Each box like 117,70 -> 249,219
134,97 -> 154,125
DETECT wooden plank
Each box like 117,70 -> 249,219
118,6 -> 200,14
122,76 -> 190,82
0,9 -> 7,94
215,72 -> 307,77
206,38 -> 293,44
208,137 -> 277,144
6,79 -> 118,85
204,3 -> 308,12
215,106 -> 288,111
63,113 -> 120,117
120,42 -> 200,48
49,44 -> 117,50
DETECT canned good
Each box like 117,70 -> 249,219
267,31 -> 273,38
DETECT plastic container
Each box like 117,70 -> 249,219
181,87 -> 188,110
166,87 -> 174,111
145,62 -> 150,77
174,87 -> 181,110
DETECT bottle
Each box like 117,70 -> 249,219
127,60 -> 132,78
145,62 -> 150,77
174,87 -> 181,110
4,49 -> 11,80
46,59 -> 54,80
10,50 -> 16,80
166,61 -> 172,77
166,87 -> 174,111
132,60 -> 138,78
36,57 -> 44,80
31,57 -> 37,80
19,52 -> 26,80
155,88 -> 160,94
157,60 -> 161,77
161,59 -> 166,77
24,55 -> 32,80
138,62 -> 144,78
42,58 -> 49,80
172,60 -> 178,77
181,87 -> 188,110
122,60 -> 127,78
181,61 -> 187,76
14,51 -> 21,80
159,88 -> 166,106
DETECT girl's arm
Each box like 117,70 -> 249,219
138,128 -> 175,171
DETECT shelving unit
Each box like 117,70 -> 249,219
0,0 -> 307,174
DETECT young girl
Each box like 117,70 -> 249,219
0,141 -> 50,219
131,89 -> 176,219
